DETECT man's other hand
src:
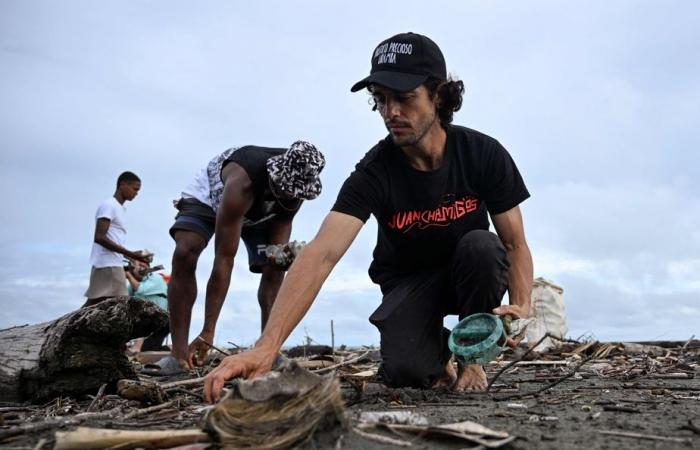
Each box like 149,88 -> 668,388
203,348 -> 277,403
492,304 -> 530,348
187,332 -> 214,367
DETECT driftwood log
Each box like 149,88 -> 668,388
0,297 -> 168,402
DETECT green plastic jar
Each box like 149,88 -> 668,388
448,313 -> 507,365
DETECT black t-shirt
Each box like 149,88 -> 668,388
224,146 -> 299,227
332,125 -> 530,287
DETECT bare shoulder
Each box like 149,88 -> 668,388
221,161 -> 253,191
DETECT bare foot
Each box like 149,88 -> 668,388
452,363 -> 488,392
434,359 -> 458,388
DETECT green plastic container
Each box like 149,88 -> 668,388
448,313 -> 507,365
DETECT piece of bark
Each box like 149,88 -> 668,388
0,297 -> 168,402
284,345 -> 333,358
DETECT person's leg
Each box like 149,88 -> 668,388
258,265 -> 284,330
369,270 -> 452,388
449,229 -> 510,390
451,229 -> 510,316
141,330 -> 169,352
240,223 -> 284,331
168,230 -> 207,367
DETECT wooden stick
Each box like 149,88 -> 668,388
54,427 -> 210,450
487,333 -> 579,392
352,427 -> 412,447
122,401 -> 176,420
331,319 -> 335,359
502,354 -> 594,400
681,334 -> 695,351
196,336 -> 230,356
597,430 -> 691,444
33,438 -> 47,450
160,377 -> 205,390
87,384 -> 107,413
315,350 -> 372,374
0,407 -> 123,442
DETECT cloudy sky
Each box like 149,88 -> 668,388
1,1 -> 698,348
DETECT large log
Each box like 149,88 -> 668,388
0,297 -> 168,403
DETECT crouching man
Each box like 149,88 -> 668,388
204,33 -> 532,400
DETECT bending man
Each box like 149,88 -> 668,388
147,142 -> 325,375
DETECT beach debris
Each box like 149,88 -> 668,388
265,240 -> 306,268
116,379 -> 167,405
506,402 -> 528,409
0,297 -> 168,402
204,359 -> 345,449
360,410 -> 429,426
358,418 -> 514,448
0,338 -> 698,449
54,427 -> 210,450
504,317 -> 535,340
597,429 -> 692,444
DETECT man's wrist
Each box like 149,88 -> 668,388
255,333 -> 282,356
200,327 -> 215,338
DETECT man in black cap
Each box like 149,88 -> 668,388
144,142 -> 325,375
203,32 -> 533,399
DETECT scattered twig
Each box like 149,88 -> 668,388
502,353 -> 595,400
227,341 -> 241,349
170,387 -> 205,402
352,427 -> 412,447
86,383 -> 107,413
0,407 -> 123,442
487,333 -> 581,392
196,336 -> 230,356
315,350 -> 372,374
122,400 -> 176,420
679,420 -> 700,435
160,377 -> 206,390
331,319 -> 335,359
598,430 -> 691,444
602,405 -> 640,413
681,334 -> 695,351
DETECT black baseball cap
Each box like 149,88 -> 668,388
351,32 -> 446,93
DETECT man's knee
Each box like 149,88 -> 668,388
172,232 -> 206,271
380,359 -> 437,388
454,230 -> 508,273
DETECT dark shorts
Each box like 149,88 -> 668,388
169,198 -> 272,273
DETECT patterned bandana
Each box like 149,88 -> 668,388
266,141 -> 325,200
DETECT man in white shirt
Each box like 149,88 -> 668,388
83,171 -> 150,307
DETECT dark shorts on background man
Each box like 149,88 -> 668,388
169,197 -> 272,273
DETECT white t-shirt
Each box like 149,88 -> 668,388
181,167 -> 212,207
89,197 -> 128,268
180,148 -> 237,212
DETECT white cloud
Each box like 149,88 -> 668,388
2,0 -> 700,344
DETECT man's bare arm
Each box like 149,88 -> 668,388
203,211 -> 364,402
93,218 -> 148,262
189,164 -> 252,365
491,205 -> 533,330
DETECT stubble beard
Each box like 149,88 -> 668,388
389,110 -> 438,148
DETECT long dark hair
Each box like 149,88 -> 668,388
367,76 -> 465,124
425,76 -> 464,124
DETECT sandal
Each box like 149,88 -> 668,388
140,354 -> 187,376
